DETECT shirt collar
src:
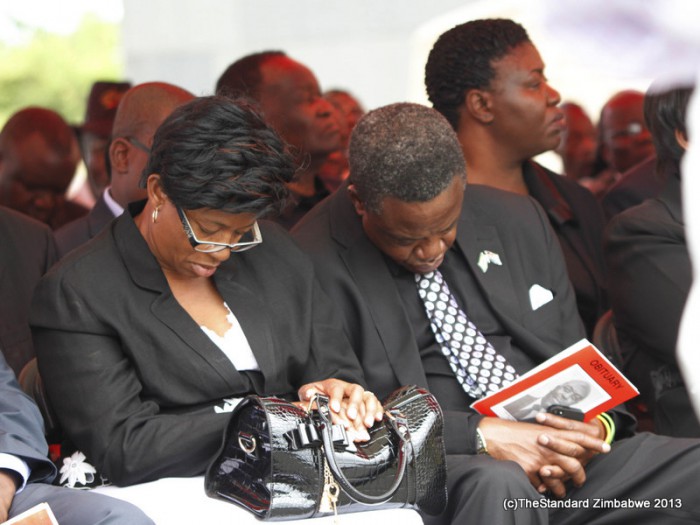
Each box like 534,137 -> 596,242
103,187 -> 125,218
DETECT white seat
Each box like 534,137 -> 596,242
93,476 -> 422,524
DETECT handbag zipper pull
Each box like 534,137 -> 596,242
320,457 -> 340,519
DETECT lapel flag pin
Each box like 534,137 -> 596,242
478,250 -> 502,273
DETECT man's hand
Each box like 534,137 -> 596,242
533,412 -> 610,497
478,415 -> 610,498
0,469 -> 19,523
298,379 -> 384,441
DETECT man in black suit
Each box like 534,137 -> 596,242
0,206 -> 56,376
293,102 -> 700,525
601,155 -> 666,221
424,18 -> 607,337
56,82 -> 194,257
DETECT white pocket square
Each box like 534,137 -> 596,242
529,284 -> 554,310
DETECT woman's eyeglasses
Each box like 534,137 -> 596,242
175,206 -> 262,253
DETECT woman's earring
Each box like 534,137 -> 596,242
152,207 -> 160,223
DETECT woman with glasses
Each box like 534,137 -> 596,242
30,96 -> 382,487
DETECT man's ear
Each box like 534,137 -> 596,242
675,129 -> 689,150
464,88 -> 495,124
347,184 -> 367,216
109,138 -> 130,175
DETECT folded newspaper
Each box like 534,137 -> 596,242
470,339 -> 639,422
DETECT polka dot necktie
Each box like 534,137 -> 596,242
416,269 -> 518,399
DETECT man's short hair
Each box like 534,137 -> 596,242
215,50 -> 286,100
425,19 -> 530,129
349,103 -> 465,213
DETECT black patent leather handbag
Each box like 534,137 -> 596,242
204,385 -> 447,520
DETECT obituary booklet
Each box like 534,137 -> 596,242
4,502 -> 59,525
470,339 -> 639,422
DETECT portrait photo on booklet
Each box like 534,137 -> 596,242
471,339 -> 639,422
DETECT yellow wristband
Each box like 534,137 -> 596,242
596,413 -> 615,444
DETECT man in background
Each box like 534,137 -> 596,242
74,81 -> 131,207
216,51 -> 341,228
0,107 -> 86,229
56,82 -> 194,257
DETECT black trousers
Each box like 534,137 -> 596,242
423,433 -> 700,525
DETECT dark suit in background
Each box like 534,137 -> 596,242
0,206 -> 56,376
601,156 -> 666,221
31,202 -> 365,486
294,183 -> 700,525
524,162 -> 608,338
605,173 -> 698,436
54,192 -> 116,258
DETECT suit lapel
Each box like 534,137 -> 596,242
116,205 -> 242,387
455,202 -> 524,323
213,265 -> 278,382
329,189 -> 429,388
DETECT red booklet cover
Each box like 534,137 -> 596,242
470,339 -> 639,422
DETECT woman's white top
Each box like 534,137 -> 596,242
200,302 -> 260,371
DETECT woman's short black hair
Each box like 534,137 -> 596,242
141,95 -> 295,218
425,19 -> 530,130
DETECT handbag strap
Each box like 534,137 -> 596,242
314,395 -> 410,505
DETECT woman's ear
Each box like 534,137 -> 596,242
675,129 -> 689,151
464,89 -> 495,124
146,173 -> 166,208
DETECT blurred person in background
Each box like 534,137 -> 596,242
555,102 -> 603,194
72,81 -> 131,208
216,51 -> 342,228
605,82 -> 698,437
319,89 -> 366,193
56,82 -> 193,257
0,107 -> 86,229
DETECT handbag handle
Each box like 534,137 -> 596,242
314,395 -> 410,505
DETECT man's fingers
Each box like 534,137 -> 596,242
539,465 -> 569,498
539,430 -> 610,456
544,453 -> 586,488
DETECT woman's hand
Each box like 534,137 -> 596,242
298,379 -> 384,442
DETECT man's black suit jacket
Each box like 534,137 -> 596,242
292,183 -> 636,455
30,202 -> 365,486
0,206 -> 56,375
54,193 -> 116,258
